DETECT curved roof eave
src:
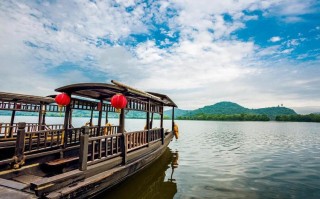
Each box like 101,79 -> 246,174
0,91 -> 55,105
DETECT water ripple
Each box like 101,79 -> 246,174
169,121 -> 320,199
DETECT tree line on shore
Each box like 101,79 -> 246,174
176,113 -> 320,122
177,113 -> 270,121
275,114 -> 320,122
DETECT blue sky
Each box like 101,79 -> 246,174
0,0 -> 319,112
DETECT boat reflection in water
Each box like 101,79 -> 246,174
95,147 -> 178,199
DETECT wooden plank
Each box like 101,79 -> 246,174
98,139 -> 102,159
14,123 -> 26,167
0,186 -> 36,199
0,140 -> 16,148
0,178 -> 28,190
91,140 -> 95,162
79,127 -> 89,171
31,157 -> 122,197
45,157 -> 78,166
13,174 -> 43,184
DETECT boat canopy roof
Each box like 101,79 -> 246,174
147,92 -> 177,107
0,91 -> 55,105
55,82 -> 177,107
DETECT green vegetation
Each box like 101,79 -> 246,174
275,114 -> 320,122
164,101 -> 297,120
177,113 -> 270,121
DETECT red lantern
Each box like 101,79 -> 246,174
15,103 -> 21,109
111,94 -> 127,110
55,93 -> 71,106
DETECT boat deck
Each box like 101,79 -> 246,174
0,131 -> 174,198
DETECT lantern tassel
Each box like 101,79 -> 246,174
115,108 -> 121,113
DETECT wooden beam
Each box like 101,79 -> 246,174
14,122 -> 26,169
38,104 -> 43,131
105,108 -> 108,124
172,107 -> 175,131
150,112 -> 154,129
68,109 -> 73,128
41,106 -> 46,130
160,113 -> 164,145
90,108 -> 94,126
63,93 -> 71,149
147,99 -> 150,147
97,99 -> 103,135
79,127 -> 89,171
119,109 -> 127,165
111,80 -> 162,102
9,110 -> 16,138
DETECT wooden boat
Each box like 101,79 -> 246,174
0,92 -> 66,161
0,80 -> 177,198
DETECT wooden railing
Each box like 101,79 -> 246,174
22,125 -> 119,151
0,124 -> 122,168
88,134 -> 122,165
0,123 -> 64,140
149,128 -> 162,143
79,127 -> 165,171
44,124 -> 64,130
86,125 -> 119,137
126,130 -> 148,152
101,125 -> 119,136
65,128 -> 81,146
0,101 -> 41,111
125,128 -> 162,152
79,127 -> 123,170
24,129 -> 64,154
126,98 -> 163,114
0,123 -> 165,170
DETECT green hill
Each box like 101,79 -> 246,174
254,107 -> 296,119
164,101 -> 297,120
191,102 -> 253,115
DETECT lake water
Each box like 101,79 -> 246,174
99,120 -> 320,199
1,116 -> 320,198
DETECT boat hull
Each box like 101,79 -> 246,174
42,132 -> 174,199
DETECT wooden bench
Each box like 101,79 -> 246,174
45,156 -> 78,167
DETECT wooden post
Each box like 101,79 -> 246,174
79,126 -> 89,171
119,109 -> 127,165
119,109 -> 125,134
14,122 -> 26,168
63,93 -> 71,148
69,109 -> 73,128
38,104 -> 43,131
146,100 -> 150,146
41,105 -> 46,130
161,112 -> 164,145
171,107 -> 175,132
105,109 -> 108,124
90,108 -> 94,126
97,99 -> 103,135
9,110 -> 16,138
150,112 -> 154,129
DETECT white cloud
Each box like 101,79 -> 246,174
262,0 -> 318,23
0,0 -> 319,110
269,36 -> 281,42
